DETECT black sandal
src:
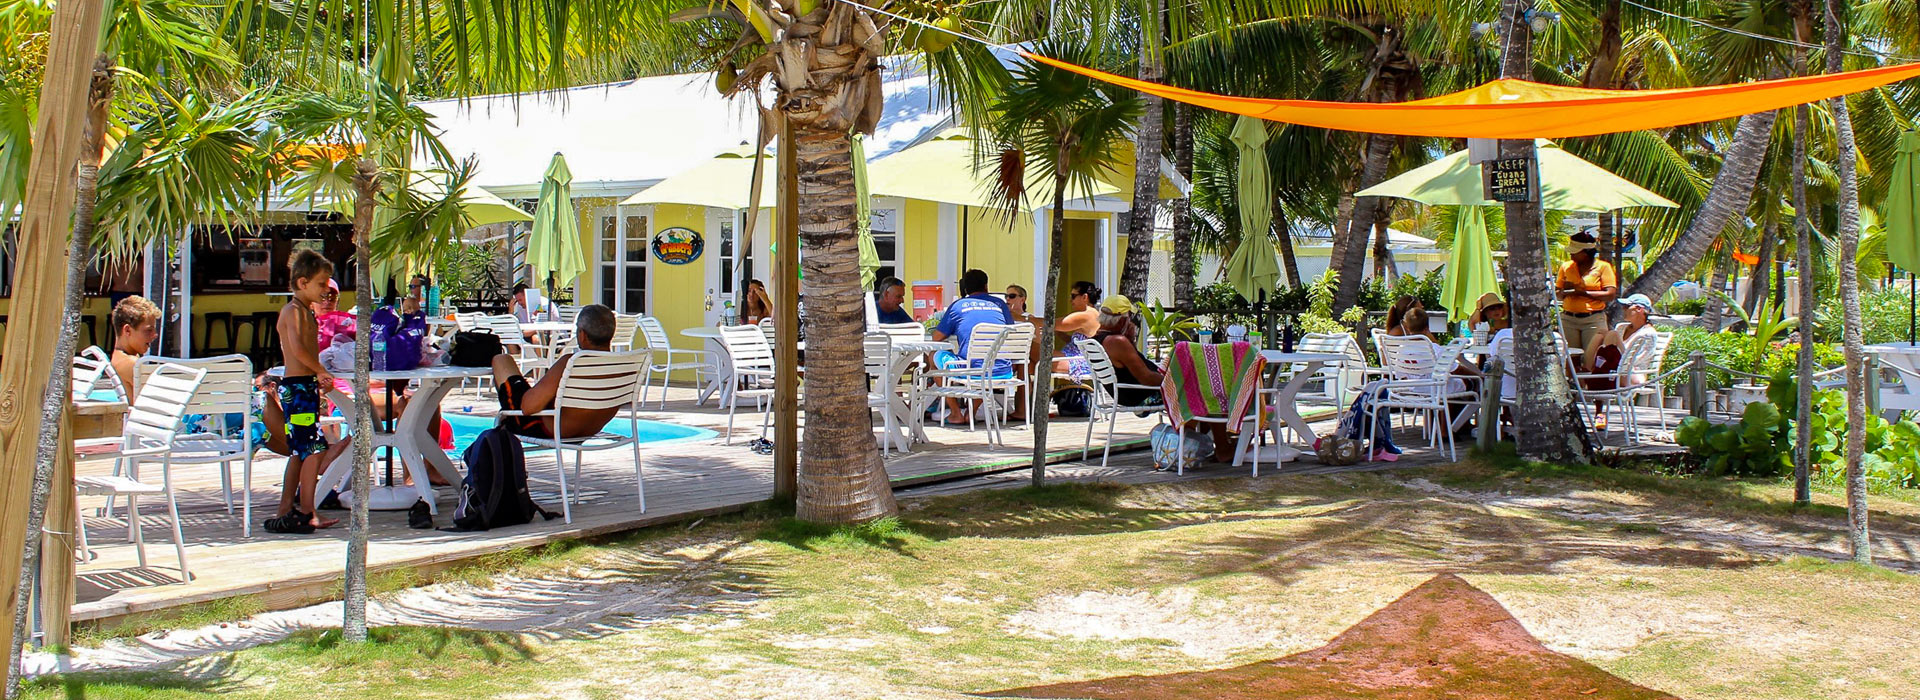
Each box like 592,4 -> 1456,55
263,510 -> 316,535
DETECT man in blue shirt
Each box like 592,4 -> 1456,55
875,277 -> 915,325
930,269 -> 1014,424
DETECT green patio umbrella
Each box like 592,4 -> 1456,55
1355,139 -> 1679,211
1885,131 -> 1920,343
1441,206 -> 1501,322
1222,115 -> 1280,301
853,134 -> 882,290
528,152 -> 586,298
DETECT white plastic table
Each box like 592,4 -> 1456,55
683,327 -> 805,406
870,339 -> 953,449
272,364 -> 492,513
1257,351 -> 1350,463
519,321 -> 572,334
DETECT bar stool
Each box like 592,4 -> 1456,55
200,312 -> 236,357
249,311 -> 281,366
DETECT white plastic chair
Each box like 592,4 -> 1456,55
610,312 -> 641,353
74,362 -> 206,580
1074,337 -> 1166,468
72,345 -> 127,403
717,324 -> 779,444
453,312 -> 488,332
919,323 -> 1032,446
1573,330 -> 1666,445
131,354 -> 262,536
1367,336 -> 1476,461
500,349 -> 651,523
638,316 -> 716,408
865,333 -> 907,455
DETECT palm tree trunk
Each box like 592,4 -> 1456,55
1825,0 -> 1871,564
8,57 -> 110,688
1701,254 -> 1732,330
1626,110 -> 1778,301
342,161 -> 378,642
1791,0 -> 1815,506
1171,103 -> 1197,306
1744,223 -> 1776,319
1031,180 -> 1069,486
1333,134 -> 1394,309
1327,192 -> 1356,284
1500,0 -> 1588,463
1275,200 -> 1300,288
1118,2 -> 1165,303
791,122 -> 898,522
1372,215 -> 1393,282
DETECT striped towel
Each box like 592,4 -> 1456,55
1161,341 -> 1266,428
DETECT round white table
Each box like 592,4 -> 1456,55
271,364 -> 492,512
870,339 -> 953,449
519,321 -> 573,334
1257,351 -> 1351,463
683,326 -> 806,406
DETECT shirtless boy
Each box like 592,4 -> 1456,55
264,250 -> 343,534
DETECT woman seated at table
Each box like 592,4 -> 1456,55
1468,292 -> 1510,334
1581,293 -> 1659,429
1097,297 -> 1236,463
743,279 -> 774,324
1383,295 -> 1418,336
1400,305 -> 1480,431
490,304 -> 624,439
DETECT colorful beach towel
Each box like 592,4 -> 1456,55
1161,341 -> 1266,429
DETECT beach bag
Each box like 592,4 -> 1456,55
1148,423 -> 1211,471
449,427 -> 555,531
448,330 -> 503,367
1051,387 -> 1092,417
368,307 -> 399,371
375,310 -> 427,372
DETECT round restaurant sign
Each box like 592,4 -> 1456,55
651,227 -> 704,265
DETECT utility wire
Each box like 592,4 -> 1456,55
1620,0 -> 1918,63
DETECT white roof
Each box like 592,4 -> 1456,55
416,58 -> 951,198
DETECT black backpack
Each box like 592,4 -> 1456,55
448,330 -> 504,367
450,427 -> 557,531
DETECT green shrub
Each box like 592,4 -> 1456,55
1663,297 -> 1706,316
1661,327 -> 1748,394
1769,372 -> 1920,492
1674,400 -> 1790,477
1814,284 -> 1917,344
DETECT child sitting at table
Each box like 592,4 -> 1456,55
264,250 -> 344,534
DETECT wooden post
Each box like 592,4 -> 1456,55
1688,351 -> 1707,419
1478,357 -> 1503,451
773,114 -> 800,503
0,0 -> 107,686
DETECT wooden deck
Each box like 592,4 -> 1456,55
58,385 -> 1686,627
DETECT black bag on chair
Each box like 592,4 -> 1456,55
448,330 -> 503,367
1051,387 -> 1093,417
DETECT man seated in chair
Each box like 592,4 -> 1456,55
491,304 -> 622,440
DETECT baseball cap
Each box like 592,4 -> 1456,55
1098,294 -> 1136,315
1621,293 -> 1653,311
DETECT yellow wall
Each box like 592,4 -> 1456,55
899,199 -> 941,285
647,204 -> 714,353
960,208 -> 1032,292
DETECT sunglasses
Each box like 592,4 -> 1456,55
1007,293 -> 1024,299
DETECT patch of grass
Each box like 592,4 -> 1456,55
755,516 -> 923,552
1773,555 -> 1916,584
266,627 -> 539,666
72,594 -> 266,647
1440,445 -> 1856,522
1613,522 -> 1663,534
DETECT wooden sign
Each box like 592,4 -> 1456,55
1483,156 -> 1539,203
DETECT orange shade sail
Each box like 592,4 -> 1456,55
1019,51 -> 1920,138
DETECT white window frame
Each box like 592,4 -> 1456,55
870,197 -> 905,288
596,205 -> 652,315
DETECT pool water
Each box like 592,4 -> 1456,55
443,412 -> 714,453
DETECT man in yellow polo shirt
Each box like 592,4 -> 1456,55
1556,231 -> 1617,358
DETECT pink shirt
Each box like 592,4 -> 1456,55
315,311 -> 356,352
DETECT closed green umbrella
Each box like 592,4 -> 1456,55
853,134 -> 881,289
528,153 -> 586,298
1441,206 -> 1501,323
1223,115 -> 1280,301
1886,131 -> 1920,343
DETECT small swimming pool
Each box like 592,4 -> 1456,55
443,412 -> 714,453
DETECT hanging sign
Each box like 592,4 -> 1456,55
1482,156 -> 1540,203
651,227 -> 704,265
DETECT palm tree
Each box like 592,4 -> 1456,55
1823,0 -> 1870,564
984,33 -> 1142,487
1116,0 -> 1165,303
